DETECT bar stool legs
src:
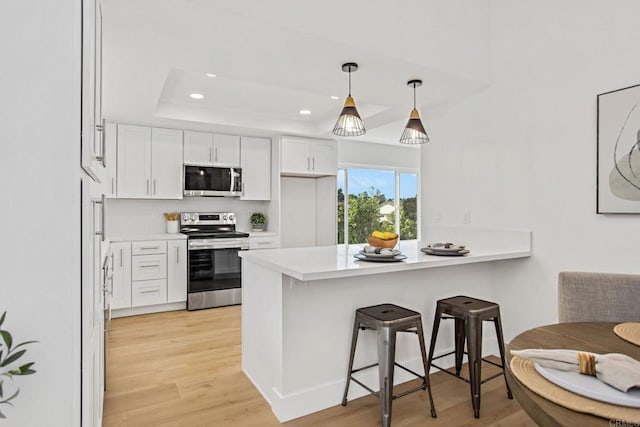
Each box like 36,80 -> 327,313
342,304 -> 437,427
341,318 -> 360,406
427,296 -> 512,419
377,327 -> 396,426
493,313 -> 513,400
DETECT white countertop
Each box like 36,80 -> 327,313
239,239 -> 531,281
107,233 -> 188,242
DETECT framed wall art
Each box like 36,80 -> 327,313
597,83 -> 640,213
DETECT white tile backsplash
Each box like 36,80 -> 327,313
105,198 -> 272,236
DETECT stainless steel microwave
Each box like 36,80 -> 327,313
183,165 -> 242,197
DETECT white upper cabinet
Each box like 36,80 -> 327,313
117,125 -> 183,199
103,122 -> 117,198
167,240 -> 187,303
240,137 -> 271,200
183,131 -> 240,167
281,137 -> 336,177
183,131 -> 213,165
117,125 -> 152,198
214,134 -> 241,167
151,128 -> 183,199
81,0 -> 104,182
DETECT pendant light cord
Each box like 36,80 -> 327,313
413,82 -> 416,109
348,68 -> 352,97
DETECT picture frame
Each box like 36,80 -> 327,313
597,83 -> 640,213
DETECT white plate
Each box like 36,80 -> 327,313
534,363 -> 640,407
358,249 -> 400,258
353,253 -> 407,262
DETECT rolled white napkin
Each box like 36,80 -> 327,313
363,246 -> 395,255
511,349 -> 640,392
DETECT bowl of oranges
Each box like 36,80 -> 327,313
367,231 -> 399,248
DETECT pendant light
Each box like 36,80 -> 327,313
400,79 -> 429,144
333,62 -> 366,137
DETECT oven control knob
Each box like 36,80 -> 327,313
228,214 -> 235,221
222,214 -> 228,220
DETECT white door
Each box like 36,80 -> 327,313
167,240 -> 187,303
311,142 -> 337,176
110,242 -> 132,309
117,125 -> 152,198
240,137 -> 271,200
151,128 -> 183,199
184,131 -> 213,165
214,134 -> 241,167
281,138 -> 311,175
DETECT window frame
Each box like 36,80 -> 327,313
337,164 -> 420,245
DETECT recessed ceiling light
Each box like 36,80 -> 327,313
205,73 -> 216,78
330,96 -> 340,100
299,109 -> 311,115
190,93 -> 204,99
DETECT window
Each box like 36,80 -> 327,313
337,168 -> 419,244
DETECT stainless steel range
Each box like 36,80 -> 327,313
180,212 -> 249,310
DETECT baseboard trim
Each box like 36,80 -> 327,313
111,302 -> 186,318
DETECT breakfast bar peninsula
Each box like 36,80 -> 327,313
239,226 -> 531,422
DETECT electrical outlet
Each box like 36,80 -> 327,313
434,211 -> 442,224
463,210 -> 471,225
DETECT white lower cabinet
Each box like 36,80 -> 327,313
167,240 -> 187,303
110,242 -> 132,309
249,235 -> 280,250
132,279 -> 168,306
111,238 -> 187,313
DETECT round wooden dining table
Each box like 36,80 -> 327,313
506,322 -> 640,427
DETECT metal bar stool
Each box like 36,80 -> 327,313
342,303 -> 437,427
427,295 -> 512,418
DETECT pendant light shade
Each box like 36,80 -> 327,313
400,80 -> 429,144
333,63 -> 366,137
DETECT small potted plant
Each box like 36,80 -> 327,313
164,212 -> 179,234
0,311 -> 36,419
250,212 -> 267,232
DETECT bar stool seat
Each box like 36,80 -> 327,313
342,303 -> 436,427
427,296 -> 512,418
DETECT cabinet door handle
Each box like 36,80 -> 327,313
120,248 -> 123,267
242,183 -> 245,197
209,147 -> 212,163
146,179 -> 150,195
153,179 -> 157,195
139,264 -> 160,268
312,157 -> 315,171
176,247 -> 180,264
307,157 -> 310,170
215,147 -> 218,162
140,246 -> 160,250
257,241 -> 272,245
111,178 -> 115,196
93,195 -> 105,241
140,289 -> 159,294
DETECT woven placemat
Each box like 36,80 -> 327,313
614,323 -> 640,347
510,356 -> 640,423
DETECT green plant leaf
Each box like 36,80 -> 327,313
0,312 -> 5,328
11,341 -> 37,352
0,389 -> 18,405
0,331 -> 12,351
0,379 -> 3,398
0,408 -> 5,419
0,350 -> 25,368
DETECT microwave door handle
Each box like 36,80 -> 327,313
230,168 -> 235,194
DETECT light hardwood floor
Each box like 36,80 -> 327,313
104,307 -> 535,427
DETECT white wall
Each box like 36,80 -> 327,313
0,1 -> 80,425
421,0 -> 640,340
